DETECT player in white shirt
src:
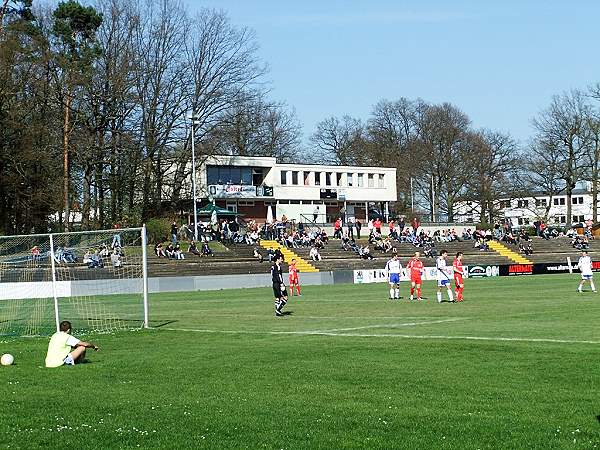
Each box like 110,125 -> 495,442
577,250 -> 596,293
385,253 -> 402,300
436,250 -> 454,303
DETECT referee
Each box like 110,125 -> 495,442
271,254 -> 288,316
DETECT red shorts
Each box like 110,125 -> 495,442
410,276 -> 422,284
289,276 -> 299,285
454,276 -> 464,286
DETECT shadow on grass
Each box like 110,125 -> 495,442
149,320 -> 179,328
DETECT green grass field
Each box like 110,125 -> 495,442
2,274 -> 600,449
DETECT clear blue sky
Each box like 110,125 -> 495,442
184,0 -> 600,145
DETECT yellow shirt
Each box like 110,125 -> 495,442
45,331 -> 79,368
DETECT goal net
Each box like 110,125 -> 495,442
0,227 -> 148,336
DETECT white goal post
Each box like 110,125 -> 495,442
0,226 -> 149,336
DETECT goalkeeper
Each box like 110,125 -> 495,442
271,254 -> 288,317
45,321 -> 99,368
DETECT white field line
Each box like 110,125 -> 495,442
312,318 -> 464,333
178,315 -> 447,320
156,327 -> 600,345
156,318 -> 462,336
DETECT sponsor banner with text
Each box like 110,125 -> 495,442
353,266 -> 463,284
467,265 -> 499,278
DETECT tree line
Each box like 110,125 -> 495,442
0,0 -> 302,234
2,0 -> 600,235
310,87 -> 600,226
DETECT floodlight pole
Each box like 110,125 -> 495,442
410,177 -> 414,212
190,114 -> 199,241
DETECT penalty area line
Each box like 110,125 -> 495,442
156,327 -> 600,345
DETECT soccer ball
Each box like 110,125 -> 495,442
1,354 -> 14,366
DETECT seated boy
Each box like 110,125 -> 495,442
45,321 -> 99,368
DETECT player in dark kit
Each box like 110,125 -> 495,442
271,254 -> 288,316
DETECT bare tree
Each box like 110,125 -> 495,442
519,139 -> 568,223
366,98 -> 420,212
532,90 -> 590,226
310,116 -> 365,165
462,130 -> 518,223
586,83 -> 600,222
413,102 -> 471,221
167,8 -> 269,207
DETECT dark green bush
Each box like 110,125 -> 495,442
145,218 -> 172,244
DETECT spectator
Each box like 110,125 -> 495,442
373,217 -> 382,234
174,244 -> 185,260
111,249 -> 122,267
359,245 -> 374,260
31,245 -> 41,263
309,246 -> 322,261
347,217 -> 355,240
154,243 -> 166,258
333,217 -> 343,239
171,221 -> 178,245
111,224 -> 122,249
202,242 -> 214,257
99,244 -> 110,257
83,250 -> 103,269
253,247 -> 264,263
165,243 -> 175,259
355,219 -> 362,239
189,241 -> 201,256
388,219 -> 397,239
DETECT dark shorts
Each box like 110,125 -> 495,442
273,285 -> 288,299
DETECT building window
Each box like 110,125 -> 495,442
553,197 -> 565,206
304,172 -> 311,186
252,169 -> 264,186
207,165 -> 252,185
573,215 -> 585,223
347,173 -> 353,187
535,199 -> 547,207
280,171 -> 287,185
517,200 -> 529,208
291,171 -> 299,185
378,174 -> 385,188
336,172 -> 343,186
572,197 -> 584,205
518,218 -> 530,225
315,172 -> 321,186
237,200 -> 255,206
357,173 -> 363,187
554,215 -> 566,224
325,172 -> 332,186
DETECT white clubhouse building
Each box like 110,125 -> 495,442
191,155 -> 397,223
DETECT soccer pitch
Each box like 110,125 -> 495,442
2,274 -> 600,449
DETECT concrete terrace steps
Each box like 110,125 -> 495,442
259,240 -> 319,272
487,240 -> 532,264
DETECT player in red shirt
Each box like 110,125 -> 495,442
288,258 -> 301,297
453,252 -> 465,302
406,251 -> 424,301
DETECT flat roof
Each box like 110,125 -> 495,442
206,155 -> 396,171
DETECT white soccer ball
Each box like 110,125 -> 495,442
1,353 -> 14,366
